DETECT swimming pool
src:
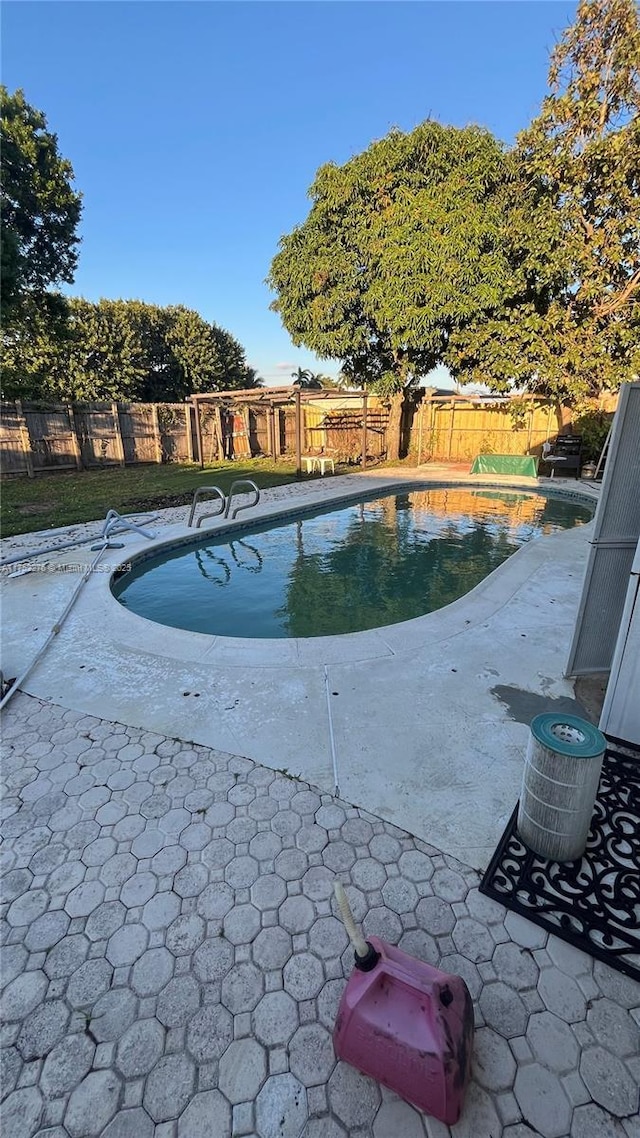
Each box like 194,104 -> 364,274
112,485 -> 594,638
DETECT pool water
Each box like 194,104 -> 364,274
112,487 -> 593,638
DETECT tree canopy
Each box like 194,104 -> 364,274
269,122 -> 510,395
1,297 -> 260,402
447,0 -> 640,400
1,88 -> 82,324
269,0 -> 640,406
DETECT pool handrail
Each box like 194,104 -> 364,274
188,485 -> 226,528
224,479 -> 261,520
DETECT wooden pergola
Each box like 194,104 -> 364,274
188,386 -> 371,476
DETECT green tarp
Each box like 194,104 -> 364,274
470,454 -> 538,477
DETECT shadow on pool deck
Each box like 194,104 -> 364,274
490,683 -> 591,725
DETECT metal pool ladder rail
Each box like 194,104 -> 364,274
224,479 -> 260,520
188,480 -> 260,528
188,486 -> 226,528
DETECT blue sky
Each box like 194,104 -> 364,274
3,1 -> 576,387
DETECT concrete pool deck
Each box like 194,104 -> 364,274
2,467 -> 639,1138
1,464 -> 596,869
2,466 -> 600,870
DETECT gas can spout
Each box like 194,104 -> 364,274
334,881 -> 380,972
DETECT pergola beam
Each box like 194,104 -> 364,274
189,385 -> 370,405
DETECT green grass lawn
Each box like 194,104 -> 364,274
1,459 -> 307,537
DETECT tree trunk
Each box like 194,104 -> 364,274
386,392 -> 404,460
560,401 -> 573,431
556,399 -> 572,432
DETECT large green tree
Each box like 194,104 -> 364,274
2,298 -> 155,402
208,322 -> 255,391
1,296 -> 257,402
0,293 -> 71,400
269,1 -> 639,414
447,0 -> 640,399
1,88 -> 82,323
268,122 -> 511,455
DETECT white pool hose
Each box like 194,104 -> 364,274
0,545 -> 107,712
0,511 -> 158,569
334,881 -> 369,960
1,508 -> 160,711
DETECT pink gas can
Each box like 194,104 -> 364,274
333,935 -> 474,1125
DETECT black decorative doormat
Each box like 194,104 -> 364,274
480,736 -> 640,981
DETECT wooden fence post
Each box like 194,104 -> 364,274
417,401 -> 424,466
361,391 -> 368,470
215,407 -> 225,461
447,401 -> 456,460
15,401 -> 34,478
151,404 -> 163,464
185,403 -> 193,462
193,400 -> 204,467
295,389 -> 302,477
429,399 -> 436,460
67,404 -> 83,469
273,407 -> 281,458
111,402 -> 126,466
243,405 -> 251,458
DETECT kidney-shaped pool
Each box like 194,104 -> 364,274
112,485 -> 594,638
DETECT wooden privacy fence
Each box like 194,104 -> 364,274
409,396 -> 561,464
0,401 -> 195,476
0,393 -> 388,476
1,390 -> 592,477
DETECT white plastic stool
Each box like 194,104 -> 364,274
317,457 -> 335,475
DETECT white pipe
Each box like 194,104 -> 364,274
324,664 -> 340,797
0,545 -> 107,711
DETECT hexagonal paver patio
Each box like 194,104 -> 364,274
1,692 -> 639,1137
